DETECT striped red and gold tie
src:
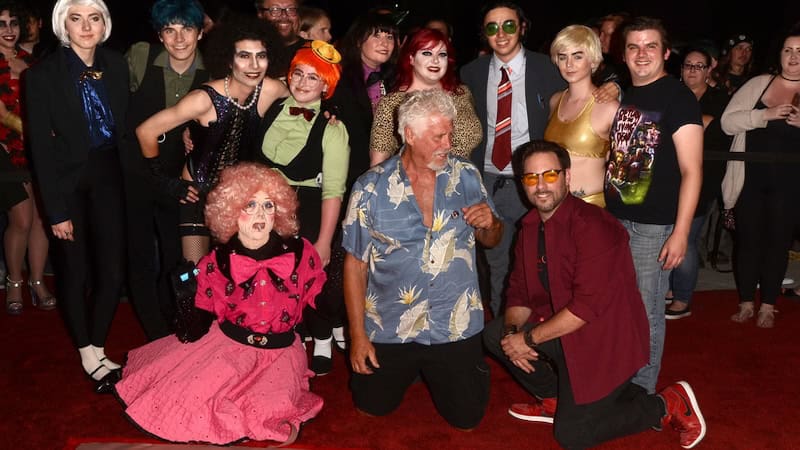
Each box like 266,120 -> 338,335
492,66 -> 512,170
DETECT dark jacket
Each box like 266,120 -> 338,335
25,46 -> 129,224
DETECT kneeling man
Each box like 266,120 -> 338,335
484,140 -> 706,449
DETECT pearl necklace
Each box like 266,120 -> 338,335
224,75 -> 260,110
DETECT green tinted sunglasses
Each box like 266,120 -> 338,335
484,20 -> 518,37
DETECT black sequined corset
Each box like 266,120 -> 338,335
187,85 -> 261,192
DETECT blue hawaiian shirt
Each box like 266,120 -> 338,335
342,152 -> 495,345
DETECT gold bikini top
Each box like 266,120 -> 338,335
543,93 -> 610,159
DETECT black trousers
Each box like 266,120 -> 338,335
56,150 -> 126,349
484,317 -> 663,449
296,186 -> 345,339
123,171 -> 181,340
734,174 -> 799,305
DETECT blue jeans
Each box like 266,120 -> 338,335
619,219 -> 673,394
668,213 -> 709,304
482,173 -> 529,317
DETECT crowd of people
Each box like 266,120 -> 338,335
3,0 -> 800,447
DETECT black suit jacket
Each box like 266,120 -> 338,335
25,46 -> 129,224
460,49 -> 565,173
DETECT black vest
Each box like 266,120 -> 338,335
123,44 -> 209,176
255,98 -> 327,183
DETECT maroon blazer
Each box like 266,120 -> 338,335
506,194 -> 649,404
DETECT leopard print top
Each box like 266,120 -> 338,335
369,85 -> 482,159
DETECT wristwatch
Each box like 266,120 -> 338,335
523,328 -> 539,349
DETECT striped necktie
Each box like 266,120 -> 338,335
492,66 -> 512,170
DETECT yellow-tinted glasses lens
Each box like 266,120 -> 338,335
484,20 -> 518,37
520,169 -> 563,186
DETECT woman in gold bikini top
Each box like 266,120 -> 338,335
544,25 -> 619,208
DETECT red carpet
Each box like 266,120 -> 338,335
2,288 -> 799,449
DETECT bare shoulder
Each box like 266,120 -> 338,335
594,97 -> 620,120
549,90 -> 565,112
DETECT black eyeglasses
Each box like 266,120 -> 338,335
681,63 -> 708,72
484,20 -> 518,37
259,6 -> 298,18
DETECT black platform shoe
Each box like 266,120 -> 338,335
88,366 -> 121,394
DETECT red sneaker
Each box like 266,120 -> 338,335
659,381 -> 706,449
507,397 -> 557,423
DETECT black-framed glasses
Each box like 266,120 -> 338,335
484,20 -> 517,37
259,6 -> 298,18
681,63 -> 708,72
243,200 -> 276,215
520,169 -> 564,186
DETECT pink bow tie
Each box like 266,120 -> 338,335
230,252 -> 295,285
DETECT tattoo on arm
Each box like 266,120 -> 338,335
572,188 -> 586,198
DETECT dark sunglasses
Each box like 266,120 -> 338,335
520,169 -> 563,186
484,20 -> 518,37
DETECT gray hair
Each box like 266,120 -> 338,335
397,89 -> 456,143
52,0 -> 112,47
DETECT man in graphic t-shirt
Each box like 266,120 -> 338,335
604,16 -> 703,394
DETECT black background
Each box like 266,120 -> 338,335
29,0 -> 800,73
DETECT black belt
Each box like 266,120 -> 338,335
489,174 -> 515,195
219,321 -> 295,349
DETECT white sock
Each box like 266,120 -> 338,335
79,346 -> 110,380
92,345 -> 121,370
313,337 -> 332,358
332,326 -> 346,350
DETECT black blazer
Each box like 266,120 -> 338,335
329,63 -> 377,190
25,46 -> 129,224
460,49 -> 565,173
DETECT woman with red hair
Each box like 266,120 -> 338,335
369,28 -> 481,165
254,40 -> 348,376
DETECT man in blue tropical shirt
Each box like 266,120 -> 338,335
342,89 -> 503,430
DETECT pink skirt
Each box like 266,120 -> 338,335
115,323 -> 323,444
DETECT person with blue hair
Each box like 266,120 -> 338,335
121,0 -> 209,341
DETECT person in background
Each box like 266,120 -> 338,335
0,0 -> 56,315
424,17 -> 453,43
25,0 -> 129,393
255,0 -> 304,79
544,24 -> 618,208
714,33 -> 756,94
665,47 -> 731,319
721,26 -> 800,328
254,40 -> 347,375
116,163 -> 325,445
122,0 -> 209,340
135,16 -> 288,264
370,28 -> 481,165
297,6 -> 332,43
326,11 -> 399,352
592,12 -> 629,87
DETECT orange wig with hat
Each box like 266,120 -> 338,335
288,40 -> 342,99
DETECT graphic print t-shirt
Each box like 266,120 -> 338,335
604,76 -> 701,224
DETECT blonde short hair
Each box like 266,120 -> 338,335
52,0 -> 112,46
550,25 -> 603,72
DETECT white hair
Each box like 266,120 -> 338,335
52,0 -> 112,47
397,89 -> 456,143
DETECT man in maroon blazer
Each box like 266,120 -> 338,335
483,140 -> 706,449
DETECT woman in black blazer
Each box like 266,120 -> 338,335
25,0 -> 127,394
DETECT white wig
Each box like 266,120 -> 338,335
397,89 -> 456,143
52,0 -> 112,47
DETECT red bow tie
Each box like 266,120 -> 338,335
230,252 -> 295,285
289,106 -> 316,121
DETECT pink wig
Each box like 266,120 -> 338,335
205,163 -> 299,243
395,28 -> 460,94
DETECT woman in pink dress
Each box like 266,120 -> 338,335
115,162 -> 326,445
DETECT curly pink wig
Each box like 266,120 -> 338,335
205,163 -> 299,243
